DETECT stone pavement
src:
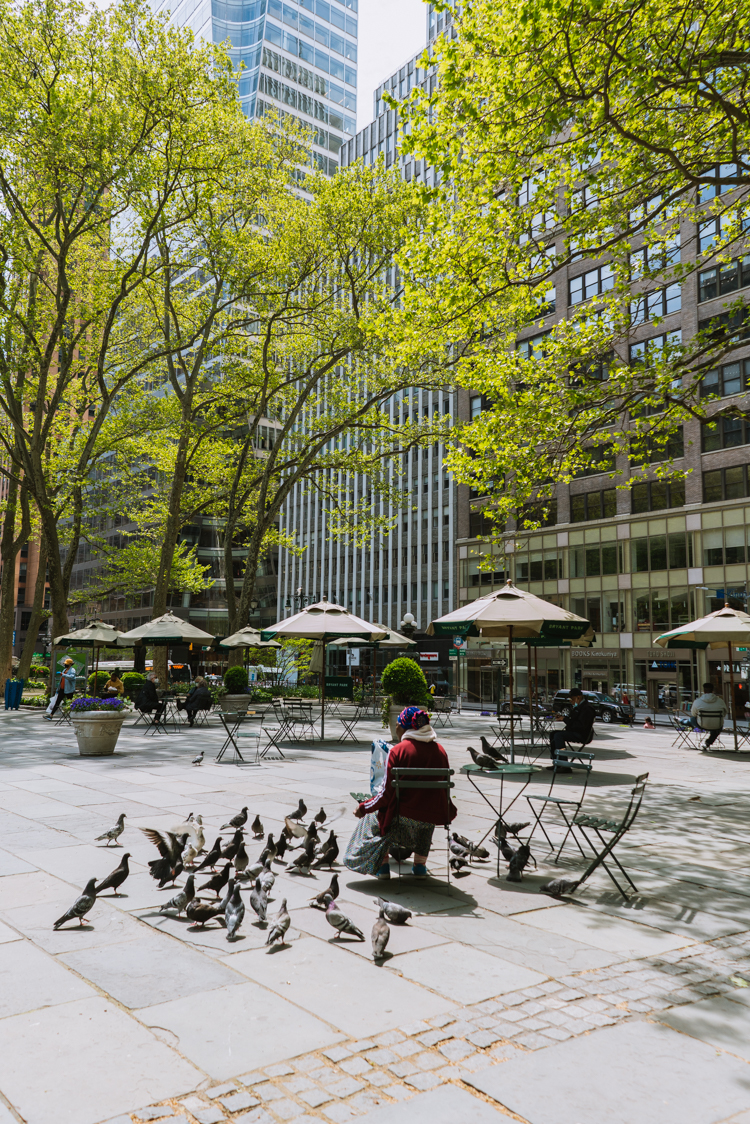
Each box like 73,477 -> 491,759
0,707 -> 748,1124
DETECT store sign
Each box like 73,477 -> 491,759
420,652 -> 440,662
346,650 -> 360,667
570,649 -> 620,658
453,636 -> 467,650
650,661 -> 676,671
647,650 -> 677,659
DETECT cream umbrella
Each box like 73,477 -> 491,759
118,611 -> 217,646
54,621 -> 127,692
655,603 -> 750,751
428,579 -> 591,758
261,601 -> 388,739
329,626 -> 417,709
219,626 -> 281,649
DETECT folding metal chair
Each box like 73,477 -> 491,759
668,710 -> 700,749
431,697 -> 454,728
696,709 -> 726,750
272,699 -> 293,740
285,701 -> 317,741
390,767 -> 455,883
570,773 -> 649,898
526,749 -> 594,860
337,704 -> 367,743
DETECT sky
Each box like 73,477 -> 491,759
356,0 -> 428,130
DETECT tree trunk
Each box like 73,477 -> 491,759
150,421 -> 192,684
36,500 -> 73,642
17,536 -> 49,681
0,479 -> 31,684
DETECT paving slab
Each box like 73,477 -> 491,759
2,895 -> 148,953
466,1020 -> 750,1124
0,848 -> 37,877
228,936 -> 456,1037
0,996 -> 201,1124
355,1084 -> 507,1122
290,902 -> 450,960
387,942 -> 547,1004
0,937 -> 96,1016
0,870 -> 77,910
513,901 -> 695,956
60,931 -> 243,1008
659,996 -> 750,1061
140,981 -> 345,1078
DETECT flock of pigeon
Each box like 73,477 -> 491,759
52,801 -> 414,959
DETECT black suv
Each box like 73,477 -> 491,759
551,689 -> 635,725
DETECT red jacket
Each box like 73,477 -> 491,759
360,736 -> 457,834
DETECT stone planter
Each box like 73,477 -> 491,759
71,711 -> 127,756
219,694 -> 252,713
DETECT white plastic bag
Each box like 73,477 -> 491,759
370,736 -> 391,795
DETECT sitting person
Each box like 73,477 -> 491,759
549,687 -> 596,770
178,676 -> 212,726
345,706 -> 456,879
687,682 -> 726,749
103,669 -> 124,697
134,672 -> 167,725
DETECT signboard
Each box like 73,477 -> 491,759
346,650 -> 360,667
54,651 -> 87,680
570,649 -> 620,659
419,652 -> 439,662
325,676 -> 353,699
650,661 -> 676,671
453,636 -> 467,650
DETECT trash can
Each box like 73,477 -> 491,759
4,678 -> 24,711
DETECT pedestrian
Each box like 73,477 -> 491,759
178,676 -> 211,726
687,682 -> 727,750
103,669 -> 125,697
134,672 -> 167,726
549,687 -> 596,770
44,658 -> 77,720
643,716 -> 655,729
344,706 -> 456,880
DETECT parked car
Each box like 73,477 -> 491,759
551,689 -> 635,724
497,696 -> 550,717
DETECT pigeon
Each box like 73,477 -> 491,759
287,841 -> 315,876
95,853 -> 130,897
450,840 -> 471,859
225,884 -> 245,941
53,878 -> 98,929
507,843 -> 535,883
480,735 -> 509,763
275,834 -> 288,862
467,747 -> 499,771
171,814 -> 203,843
371,911 -> 390,960
234,837 -> 249,874
222,806 -> 248,831
493,835 -> 517,863
325,898 -> 365,941
498,819 -> 531,836
304,821 -> 320,844
221,830 -> 244,861
265,898 -> 290,946
219,876 -> 236,914
251,814 -> 264,838
376,897 -> 412,924
312,832 -> 339,869
259,862 -> 275,895
249,877 -> 268,922
191,751 -> 204,766
243,858 -> 265,882
287,798 -> 307,821
450,856 -> 471,875
452,833 -> 490,860
186,898 -> 223,927
199,863 -> 232,898
314,806 -> 327,825
95,813 -> 126,846
141,828 -> 186,887
540,877 -> 582,897
284,816 -> 307,840
159,874 -> 196,914
195,837 -> 223,872
259,834 -> 278,865
182,842 -> 199,867
310,874 -> 340,909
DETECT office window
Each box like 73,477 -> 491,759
574,446 -> 617,477
700,359 -> 749,400
632,533 -> 693,572
421,581 -> 427,600
570,488 -> 617,522
570,543 -> 620,577
411,582 -> 417,600
698,162 -> 742,202
698,256 -> 750,302
516,499 -> 557,528
635,589 -> 692,630
471,396 -> 483,419
630,284 -> 681,325
631,427 -> 684,464
629,330 -> 682,369
629,235 -> 680,278
631,479 -> 685,512
703,528 -> 749,566
703,464 -> 750,502
469,509 -> 495,538
516,551 -> 562,582
569,264 -> 613,305
516,331 -> 550,360
703,415 -> 750,452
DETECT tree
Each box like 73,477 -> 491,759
400,0 -> 750,533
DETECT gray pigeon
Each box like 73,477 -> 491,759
325,899 -> 365,941
288,798 -> 307,821
371,911 -> 390,960
159,874 -> 195,915
259,833 -> 278,864
376,897 -> 412,924
507,843 -> 535,883
53,878 -> 98,929
95,813 -> 126,846
479,735 -> 509,763
540,877 -> 581,897
222,806 -> 248,831
251,814 -> 264,838
310,874 -> 340,909
234,837 -> 249,874
191,751 -> 204,766
219,876 -> 236,914
95,853 -> 130,896
266,898 -> 290,946
467,747 -> 498,771
225,885 -> 245,941
314,806 -> 327,824
312,832 -> 338,869
186,898 -> 223,928
287,849 -> 314,876
249,877 -> 267,922
450,840 -> 471,859
259,862 -> 275,895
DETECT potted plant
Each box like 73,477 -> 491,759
380,658 -> 432,741
70,696 -> 128,757
220,664 -> 250,712
122,671 -> 146,700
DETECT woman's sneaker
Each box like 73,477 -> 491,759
375,864 -> 391,880
412,863 -> 428,878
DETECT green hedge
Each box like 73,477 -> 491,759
223,665 -> 249,693
87,671 -> 110,694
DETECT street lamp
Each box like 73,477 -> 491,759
249,598 -> 260,618
400,611 -> 416,638
286,587 -> 311,614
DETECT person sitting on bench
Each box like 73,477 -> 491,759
549,687 -> 596,770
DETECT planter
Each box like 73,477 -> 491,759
71,711 -> 127,756
219,694 -> 251,713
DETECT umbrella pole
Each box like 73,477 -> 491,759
527,641 -> 533,748
321,644 -> 326,742
728,641 -> 738,752
508,626 -> 515,764
95,644 -> 100,696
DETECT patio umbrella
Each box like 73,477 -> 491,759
54,621 -> 127,692
261,601 -> 388,739
427,579 -> 591,758
329,625 -> 417,709
219,627 -> 281,650
655,604 -> 750,751
118,611 -> 217,646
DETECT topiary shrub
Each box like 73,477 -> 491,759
223,665 -> 249,693
30,663 -> 49,678
122,671 -> 146,699
87,670 -> 109,694
380,658 -> 430,706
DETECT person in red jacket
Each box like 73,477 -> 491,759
344,706 -> 456,879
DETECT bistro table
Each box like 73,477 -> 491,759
216,711 -> 265,764
460,761 -> 545,874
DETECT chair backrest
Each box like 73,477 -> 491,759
390,766 -> 455,792
555,749 -> 594,773
696,708 -> 724,730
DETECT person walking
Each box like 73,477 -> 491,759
134,672 -> 167,726
688,682 -> 727,750
344,706 -> 456,879
44,659 -> 77,720
549,687 -> 596,769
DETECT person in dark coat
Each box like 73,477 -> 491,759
178,676 -> 212,727
549,687 -> 596,766
135,673 -> 167,725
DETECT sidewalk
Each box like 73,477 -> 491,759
0,708 -> 748,1124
